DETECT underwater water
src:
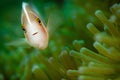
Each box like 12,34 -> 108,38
0,0 -> 120,80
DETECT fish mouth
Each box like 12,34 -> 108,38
32,32 -> 38,35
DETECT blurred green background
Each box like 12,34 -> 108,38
0,0 -> 120,80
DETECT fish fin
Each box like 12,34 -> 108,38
6,38 -> 30,48
47,11 -> 63,36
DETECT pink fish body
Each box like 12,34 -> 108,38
21,2 -> 49,50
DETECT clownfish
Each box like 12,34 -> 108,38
21,2 -> 49,50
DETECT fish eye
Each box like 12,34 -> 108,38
22,27 -> 26,33
38,19 -> 41,23
22,28 -> 25,31
36,18 -> 41,24
21,25 -> 26,33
